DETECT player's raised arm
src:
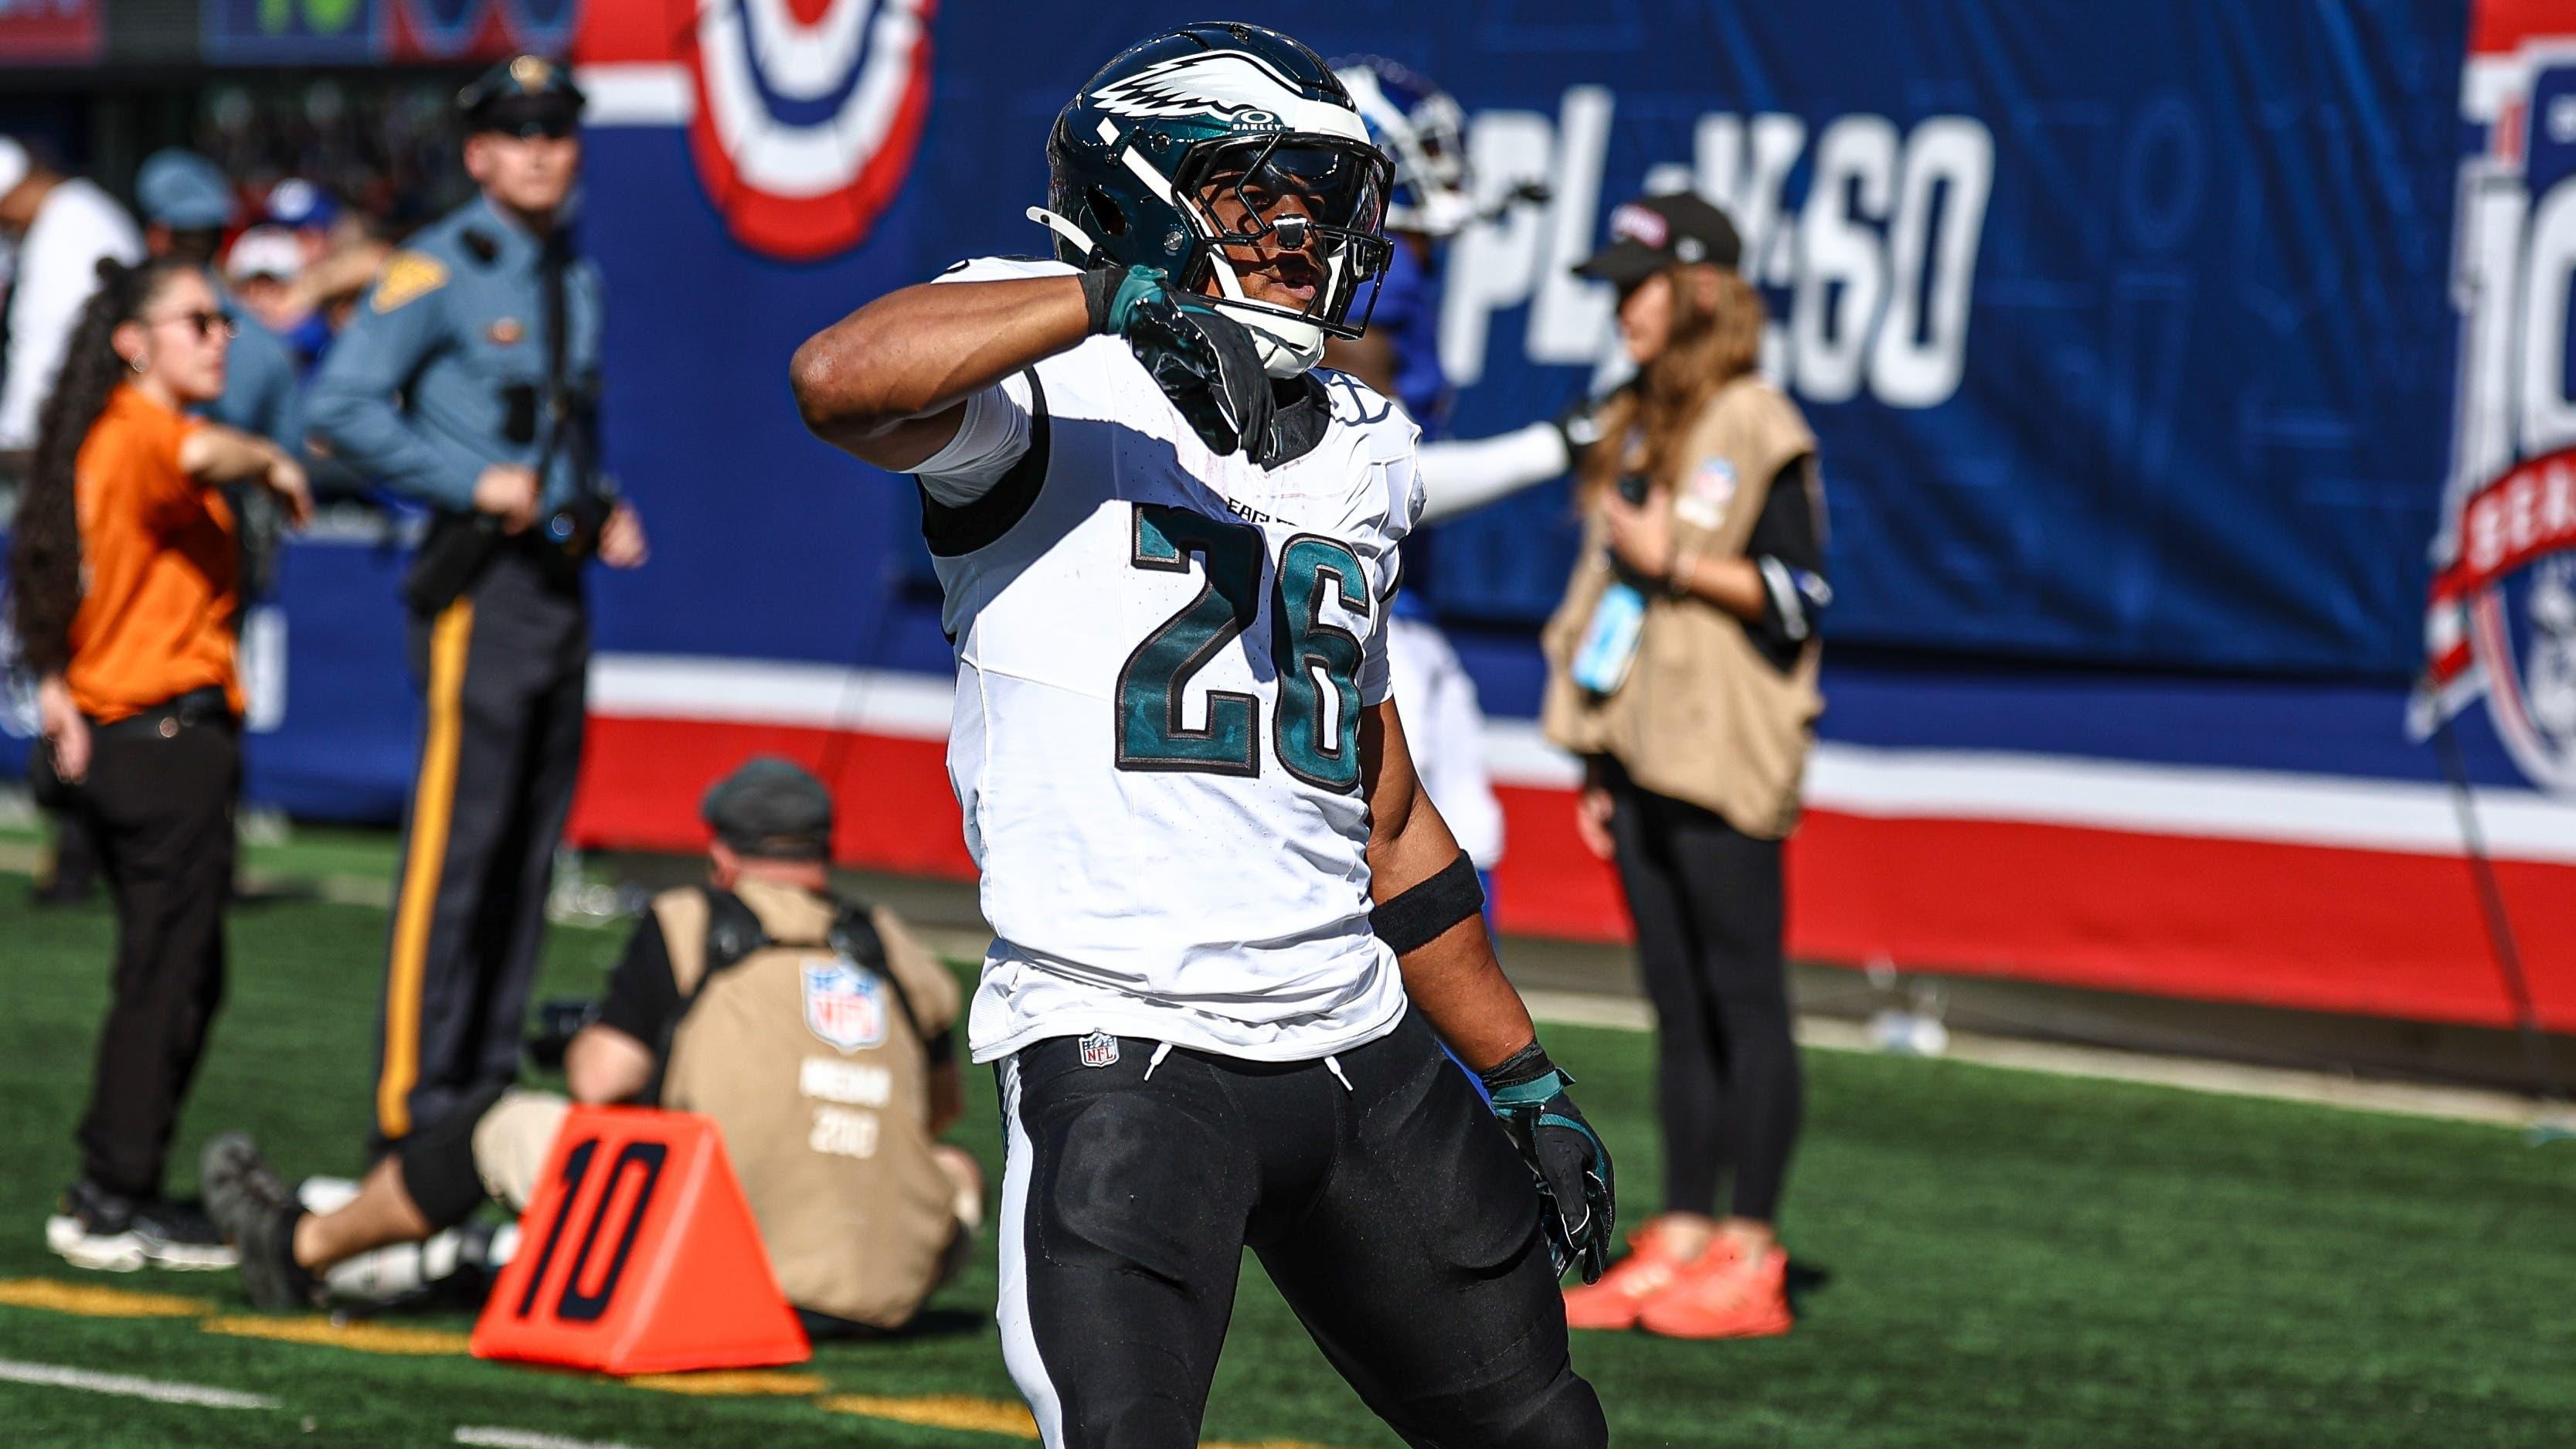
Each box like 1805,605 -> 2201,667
1359,699 -> 1619,1282
789,274 -> 1089,471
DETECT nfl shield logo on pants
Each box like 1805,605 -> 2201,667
1079,1031 -> 1120,1068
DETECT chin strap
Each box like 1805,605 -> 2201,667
1026,206 -> 1098,262
1222,305 -> 1326,378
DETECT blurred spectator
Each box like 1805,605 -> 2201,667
10,255 -> 309,1272
204,757 -> 982,1338
1544,193 -> 1829,1342
0,137 -> 143,451
137,150 -> 302,451
263,179 -> 338,270
224,226 -> 304,336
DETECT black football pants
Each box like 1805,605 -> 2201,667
995,1009 -> 1607,1449
371,550 -> 587,1152
73,706 -> 240,1199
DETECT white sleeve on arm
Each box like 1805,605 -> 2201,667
911,369 -> 1035,506
1413,421 -> 1573,525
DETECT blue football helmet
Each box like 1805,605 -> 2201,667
1331,56 -> 1473,240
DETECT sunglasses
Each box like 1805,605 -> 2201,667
150,309 -> 239,342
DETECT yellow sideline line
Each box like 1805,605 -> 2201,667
200,1316 -> 472,1355
817,1393 -> 1038,1437
0,1279 -> 212,1318
1,1277 -> 1341,1447
627,1370 -> 828,1396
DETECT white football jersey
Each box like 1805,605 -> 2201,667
913,257 -> 1425,1064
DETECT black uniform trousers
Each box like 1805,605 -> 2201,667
1604,758 -> 1803,1224
371,547 -> 588,1150
996,1009 -> 1607,1449
70,699 -> 241,1199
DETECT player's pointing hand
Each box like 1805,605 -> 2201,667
1083,262 -> 1277,463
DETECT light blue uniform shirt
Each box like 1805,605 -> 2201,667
304,194 -> 603,514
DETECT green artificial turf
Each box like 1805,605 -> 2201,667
1,869 -> 2571,1447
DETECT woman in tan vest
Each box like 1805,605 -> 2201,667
1538,194 -> 1829,1342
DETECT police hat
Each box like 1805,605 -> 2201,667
1571,191 -> 1743,290
138,149 -> 237,232
701,757 -> 834,861
458,54 -> 586,137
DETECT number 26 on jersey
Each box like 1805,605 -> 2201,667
1116,502 -> 1371,791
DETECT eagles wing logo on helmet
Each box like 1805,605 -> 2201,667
1088,49 -> 1308,124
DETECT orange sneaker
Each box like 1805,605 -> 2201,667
1561,1223 -> 1695,1331
1636,1240 -> 1794,1340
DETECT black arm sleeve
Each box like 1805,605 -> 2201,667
1743,454 -> 1827,671
593,913 -> 684,1047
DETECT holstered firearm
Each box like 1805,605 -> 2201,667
402,511 -> 505,614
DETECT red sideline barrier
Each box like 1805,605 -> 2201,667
573,720 -> 2576,1033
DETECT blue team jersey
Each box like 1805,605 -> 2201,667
1372,240 -> 1451,442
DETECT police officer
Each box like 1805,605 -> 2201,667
305,55 -> 647,1155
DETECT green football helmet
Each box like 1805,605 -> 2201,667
1041,22 -> 1395,376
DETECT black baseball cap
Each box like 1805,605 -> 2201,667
458,54 -> 586,137
701,757 -> 835,861
1571,192 -> 1743,289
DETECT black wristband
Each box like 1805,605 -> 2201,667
1079,265 -> 1123,335
1369,849 -> 1483,956
1478,1039 -> 1556,1094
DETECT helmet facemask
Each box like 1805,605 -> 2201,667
1171,134 -> 1395,376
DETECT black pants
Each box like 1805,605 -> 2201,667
996,1010 -> 1606,1449
371,549 -> 587,1150
73,706 -> 241,1199
1606,762 -> 1803,1224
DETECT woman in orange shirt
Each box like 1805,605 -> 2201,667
10,254 -> 310,1270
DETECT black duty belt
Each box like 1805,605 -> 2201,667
90,685 -> 236,740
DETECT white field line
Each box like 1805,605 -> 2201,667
0,1358 -> 278,1410
457,1429 -> 651,1449
1516,989 -> 2557,1131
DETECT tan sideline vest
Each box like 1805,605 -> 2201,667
652,877 -> 962,1329
1540,376 -> 1824,838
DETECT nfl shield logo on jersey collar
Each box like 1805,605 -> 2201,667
1079,1031 -> 1121,1068
803,957 -> 888,1053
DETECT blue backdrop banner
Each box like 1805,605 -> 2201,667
579,0 -> 2469,682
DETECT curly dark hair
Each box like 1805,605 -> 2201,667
8,254 -> 203,678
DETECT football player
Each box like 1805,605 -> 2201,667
790,22 -> 1612,1449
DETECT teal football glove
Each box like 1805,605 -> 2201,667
1482,1042 -> 1617,1284
1082,262 -> 1274,461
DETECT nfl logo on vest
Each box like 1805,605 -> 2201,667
1080,1032 -> 1120,1069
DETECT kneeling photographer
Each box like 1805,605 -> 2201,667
203,758 -> 983,1338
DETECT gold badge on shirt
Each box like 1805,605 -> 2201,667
372,252 -> 449,313
488,318 -> 525,346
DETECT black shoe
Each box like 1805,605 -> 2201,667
200,1133 -> 319,1311
46,1179 -> 236,1272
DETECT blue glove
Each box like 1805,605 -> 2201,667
1082,263 -> 1273,460
1482,1042 -> 1617,1284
